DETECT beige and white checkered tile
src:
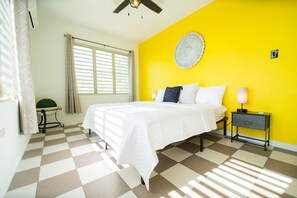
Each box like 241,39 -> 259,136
5,183 -> 37,198
6,125 -> 297,197
217,137 -> 244,149
8,167 -> 40,191
73,151 -> 103,168
56,187 -> 86,198
36,170 -> 82,197
68,138 -> 92,148
83,172 -> 130,197
70,144 -> 95,157
189,136 -> 214,147
117,166 -> 141,189
39,158 -> 76,181
45,127 -> 64,132
44,133 -> 65,141
30,133 -> 45,139
232,149 -> 268,167
196,148 -> 229,165
64,127 -> 81,133
207,142 -> 237,156
41,149 -> 72,166
22,148 -> 43,160
44,137 -> 67,147
43,142 -> 69,155
181,155 -> 218,175
270,150 -> 297,166
66,134 -> 87,142
161,147 -> 192,162
118,190 -> 138,198
154,153 -> 178,173
160,163 -> 201,189
132,175 -> 186,197
77,160 -> 114,185
16,156 -> 41,173
25,142 -> 44,151
265,158 -> 297,179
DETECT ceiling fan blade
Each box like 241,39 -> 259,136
141,0 -> 162,13
114,0 -> 130,13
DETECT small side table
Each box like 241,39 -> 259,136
231,111 -> 271,150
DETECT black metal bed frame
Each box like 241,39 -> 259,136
88,116 -> 228,186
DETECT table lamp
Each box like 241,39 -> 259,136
237,87 -> 248,113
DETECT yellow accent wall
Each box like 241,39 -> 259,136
139,0 -> 297,145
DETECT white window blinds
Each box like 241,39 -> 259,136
96,50 -> 113,94
73,44 -> 130,95
115,54 -> 129,94
73,45 -> 94,94
0,0 -> 14,99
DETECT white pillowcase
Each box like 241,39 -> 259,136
154,89 -> 165,102
178,83 -> 199,104
195,85 -> 227,106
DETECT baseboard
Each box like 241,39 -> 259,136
213,129 -> 297,152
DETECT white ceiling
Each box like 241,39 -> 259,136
37,0 -> 213,43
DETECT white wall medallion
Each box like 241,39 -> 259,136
174,32 -> 205,69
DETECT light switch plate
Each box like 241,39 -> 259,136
271,49 -> 279,59
0,128 -> 5,138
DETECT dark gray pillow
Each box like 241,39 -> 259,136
163,86 -> 183,103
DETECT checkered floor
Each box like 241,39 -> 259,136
5,125 -> 297,198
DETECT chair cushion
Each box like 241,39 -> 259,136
36,98 -> 57,108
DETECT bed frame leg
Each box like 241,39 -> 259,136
89,129 -> 91,135
223,118 -> 227,136
141,177 -> 145,185
200,133 -> 204,152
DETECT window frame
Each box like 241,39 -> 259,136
73,42 -> 130,95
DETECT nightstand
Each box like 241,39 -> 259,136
231,111 -> 271,150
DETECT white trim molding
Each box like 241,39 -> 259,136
213,130 -> 297,152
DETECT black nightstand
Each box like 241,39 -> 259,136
231,111 -> 271,150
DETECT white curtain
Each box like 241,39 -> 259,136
129,50 -> 136,101
65,34 -> 81,113
14,0 -> 38,134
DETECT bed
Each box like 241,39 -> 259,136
83,101 -> 227,190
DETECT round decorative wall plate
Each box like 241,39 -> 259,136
174,32 -> 205,69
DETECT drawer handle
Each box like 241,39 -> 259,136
243,121 -> 253,125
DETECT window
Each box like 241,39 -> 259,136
0,0 -> 15,100
73,44 -> 130,94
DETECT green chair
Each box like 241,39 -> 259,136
36,98 -> 63,133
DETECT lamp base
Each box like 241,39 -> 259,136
237,108 -> 247,113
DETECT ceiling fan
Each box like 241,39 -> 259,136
114,0 -> 162,14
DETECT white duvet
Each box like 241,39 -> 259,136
83,102 -> 221,190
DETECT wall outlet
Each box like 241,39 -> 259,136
271,49 -> 279,59
0,128 -> 6,138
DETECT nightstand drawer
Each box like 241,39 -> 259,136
232,114 -> 266,130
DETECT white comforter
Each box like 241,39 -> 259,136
83,102 -> 219,190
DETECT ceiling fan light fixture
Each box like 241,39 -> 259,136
130,0 -> 141,8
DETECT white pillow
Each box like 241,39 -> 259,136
154,89 -> 165,102
178,83 -> 199,104
195,85 -> 227,106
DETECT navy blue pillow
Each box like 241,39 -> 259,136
163,86 -> 183,103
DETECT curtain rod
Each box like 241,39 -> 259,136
64,34 -> 131,53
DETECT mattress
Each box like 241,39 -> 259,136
83,102 -> 226,190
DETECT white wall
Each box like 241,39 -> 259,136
30,14 -> 139,126
0,101 -> 31,197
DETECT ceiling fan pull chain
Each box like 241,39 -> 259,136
128,6 -> 130,16
141,6 -> 143,19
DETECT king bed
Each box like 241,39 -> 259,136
83,101 -> 227,190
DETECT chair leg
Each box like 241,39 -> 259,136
41,110 -> 46,133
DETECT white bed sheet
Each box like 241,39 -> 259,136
82,102 -> 225,190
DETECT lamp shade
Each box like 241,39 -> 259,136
237,87 -> 248,104
130,0 -> 141,8
152,91 -> 157,100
